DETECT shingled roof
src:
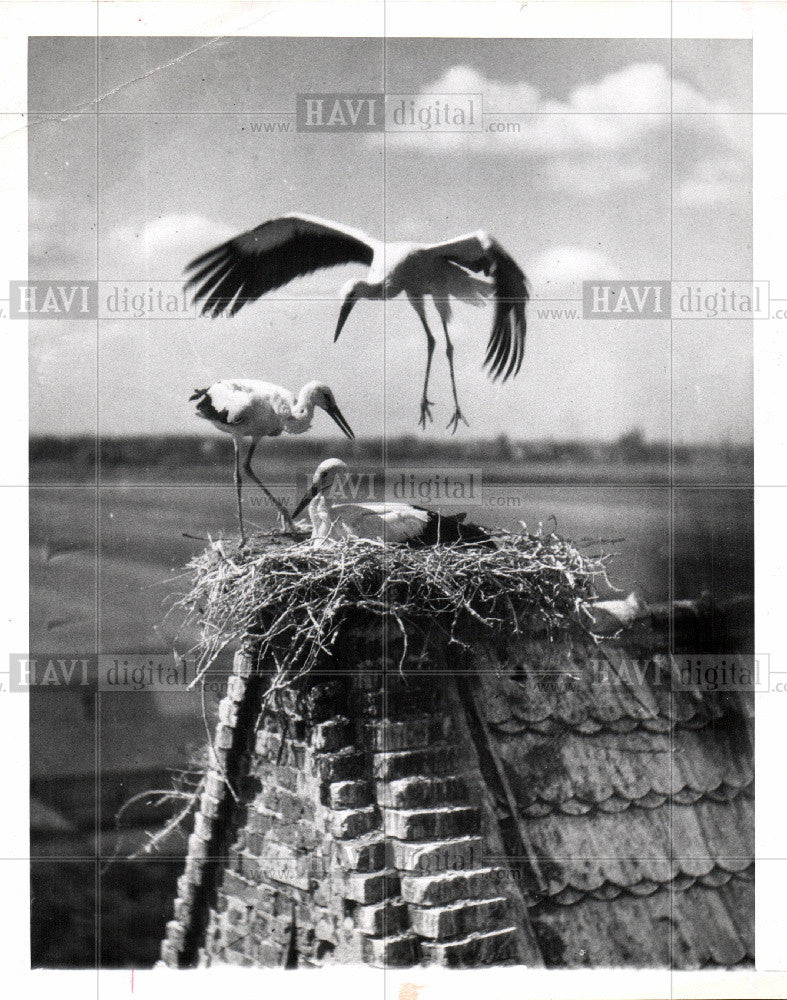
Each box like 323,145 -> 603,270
160,598 -> 753,969
467,619 -> 754,967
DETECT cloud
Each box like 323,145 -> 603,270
675,156 -> 750,208
110,213 -> 234,262
528,246 -> 622,298
386,63 -> 748,203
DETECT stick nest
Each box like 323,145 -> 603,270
177,527 -> 610,706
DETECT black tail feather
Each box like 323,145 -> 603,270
411,511 -> 494,547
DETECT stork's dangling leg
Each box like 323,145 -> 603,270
243,439 -> 297,533
411,297 -> 436,429
441,318 -> 469,434
232,437 -> 246,544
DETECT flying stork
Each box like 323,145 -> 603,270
190,381 -> 354,543
185,214 -> 529,433
292,458 -> 492,546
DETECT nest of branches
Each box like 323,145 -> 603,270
177,527 -> 611,706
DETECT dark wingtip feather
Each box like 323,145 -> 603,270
484,246 -> 529,383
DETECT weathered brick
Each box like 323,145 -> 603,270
176,874 -> 197,904
193,811 -> 213,841
366,716 -> 439,752
272,889 -> 301,916
183,856 -> 207,882
329,806 -> 378,840
226,674 -> 247,701
313,748 -> 368,783
400,868 -> 504,906
254,940 -> 285,966
232,649 -> 254,677
226,899 -> 252,929
389,836 -> 485,874
250,911 -> 271,939
268,912 -> 296,945
261,842 -> 313,891
237,853 -> 263,882
409,896 -> 509,940
255,761 -> 299,791
164,920 -> 186,950
377,775 -> 468,809
204,771 -> 226,798
159,941 -> 179,967
221,870 -> 260,906
356,898 -> 410,937
255,731 -> 307,768
329,779 -> 373,809
335,835 -> 391,872
215,723 -> 235,750
218,698 -> 240,726
419,926 -> 518,967
260,784 -> 313,820
373,745 -> 456,781
223,947 -> 253,967
361,932 -> 418,967
314,915 -> 337,942
311,717 -> 354,751
255,729 -> 282,757
248,808 -> 284,836
172,896 -> 192,922
383,806 -> 479,841
244,831 -> 266,856
199,790 -> 222,819
265,818 -> 322,853
343,869 -> 400,905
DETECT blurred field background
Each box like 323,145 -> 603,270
30,432 -> 753,967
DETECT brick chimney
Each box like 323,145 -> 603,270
160,622 -> 543,968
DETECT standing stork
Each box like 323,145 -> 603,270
292,458 -> 493,546
190,380 -> 354,543
185,214 -> 529,433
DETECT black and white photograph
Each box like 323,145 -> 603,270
4,1 -> 784,995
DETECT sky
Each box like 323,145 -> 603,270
28,36 -> 752,442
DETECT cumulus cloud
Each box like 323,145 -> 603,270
387,62 -> 748,204
675,156 -> 750,208
110,213 -> 234,260
528,245 -> 623,298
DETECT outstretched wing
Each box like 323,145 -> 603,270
425,231 -> 529,382
185,214 -> 376,318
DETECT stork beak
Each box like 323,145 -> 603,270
323,399 -> 355,440
334,289 -> 358,342
292,483 -> 318,521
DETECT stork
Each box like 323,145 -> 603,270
190,381 -> 354,543
292,458 -> 492,546
185,213 -> 529,433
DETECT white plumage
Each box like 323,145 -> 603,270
585,590 -> 649,634
185,213 -> 529,432
292,459 -> 491,547
190,380 -> 354,543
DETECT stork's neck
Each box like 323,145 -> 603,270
289,385 -> 318,427
309,492 -> 333,540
